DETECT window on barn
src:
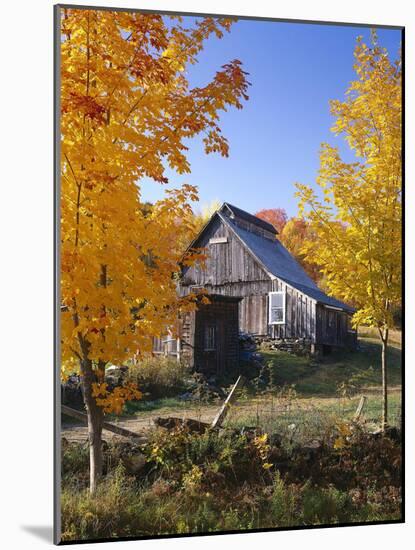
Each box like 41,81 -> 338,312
268,291 -> 286,324
153,336 -> 164,354
204,325 -> 216,351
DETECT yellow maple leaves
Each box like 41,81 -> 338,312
296,34 -> 401,330
59,8 -> 249,401
92,382 -> 142,414
295,34 -> 401,429
333,422 -> 353,450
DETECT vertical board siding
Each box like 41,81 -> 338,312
182,217 -> 272,335
191,299 -> 240,374
183,218 -> 270,287
315,304 -> 349,346
180,215 -> 348,347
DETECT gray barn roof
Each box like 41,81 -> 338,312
220,202 -> 278,235
220,212 -> 354,313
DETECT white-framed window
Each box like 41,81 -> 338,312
268,291 -> 286,325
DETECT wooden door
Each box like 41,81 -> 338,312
216,319 -> 225,374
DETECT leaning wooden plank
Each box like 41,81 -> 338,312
353,395 -> 367,422
61,404 -> 147,442
211,375 -> 245,429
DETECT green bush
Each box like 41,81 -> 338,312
62,441 -> 90,485
143,425 -> 268,488
301,482 -> 352,524
126,356 -> 191,400
268,472 -> 297,526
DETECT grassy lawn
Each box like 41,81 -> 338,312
225,391 -> 401,443
61,335 -> 401,429
116,336 -> 402,442
61,339 -> 402,542
358,326 -> 402,346
113,336 -> 402,424
260,336 -> 402,397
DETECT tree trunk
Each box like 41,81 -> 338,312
80,356 -> 104,494
380,327 -> 389,432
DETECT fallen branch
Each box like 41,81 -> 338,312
61,404 -> 147,442
211,375 -> 245,429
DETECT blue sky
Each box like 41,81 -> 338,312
140,18 -> 402,217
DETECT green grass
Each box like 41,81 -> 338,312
260,337 -> 402,397
119,337 -> 401,422
63,397 -> 198,423
61,472 -> 400,541
358,326 -> 402,346
225,391 -> 401,447
60,335 -> 402,542
318,392 -> 402,424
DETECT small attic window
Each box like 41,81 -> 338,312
209,237 -> 228,244
269,291 -> 286,325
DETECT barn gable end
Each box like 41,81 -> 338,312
179,203 -> 356,349
181,212 -> 272,335
181,213 -> 271,288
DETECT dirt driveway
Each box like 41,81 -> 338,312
61,403 -> 220,442
61,387 -> 401,443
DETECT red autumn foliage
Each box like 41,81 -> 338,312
255,208 -> 288,234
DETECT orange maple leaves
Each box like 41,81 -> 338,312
92,382 -> 143,414
60,7 -> 249,382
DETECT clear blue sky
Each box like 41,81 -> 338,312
140,18 -> 402,217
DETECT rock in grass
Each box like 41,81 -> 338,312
153,416 -> 212,434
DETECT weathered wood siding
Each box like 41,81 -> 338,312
181,216 -> 272,335
180,310 -> 195,366
182,216 -> 270,287
269,279 -> 316,342
315,304 -> 349,347
180,298 -> 240,374
180,214 -> 350,347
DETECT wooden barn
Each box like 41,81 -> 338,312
177,202 -> 356,369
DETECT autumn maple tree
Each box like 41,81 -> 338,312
254,208 -> 323,284
279,218 -> 324,284
255,207 -> 288,234
60,8 -> 249,492
296,34 -> 401,430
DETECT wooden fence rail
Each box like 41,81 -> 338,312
61,404 -> 147,443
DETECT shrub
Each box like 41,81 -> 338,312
126,356 -> 191,400
301,482 -> 352,524
62,441 -> 90,486
143,425 -> 271,488
60,426 -> 402,542
268,472 -> 297,526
